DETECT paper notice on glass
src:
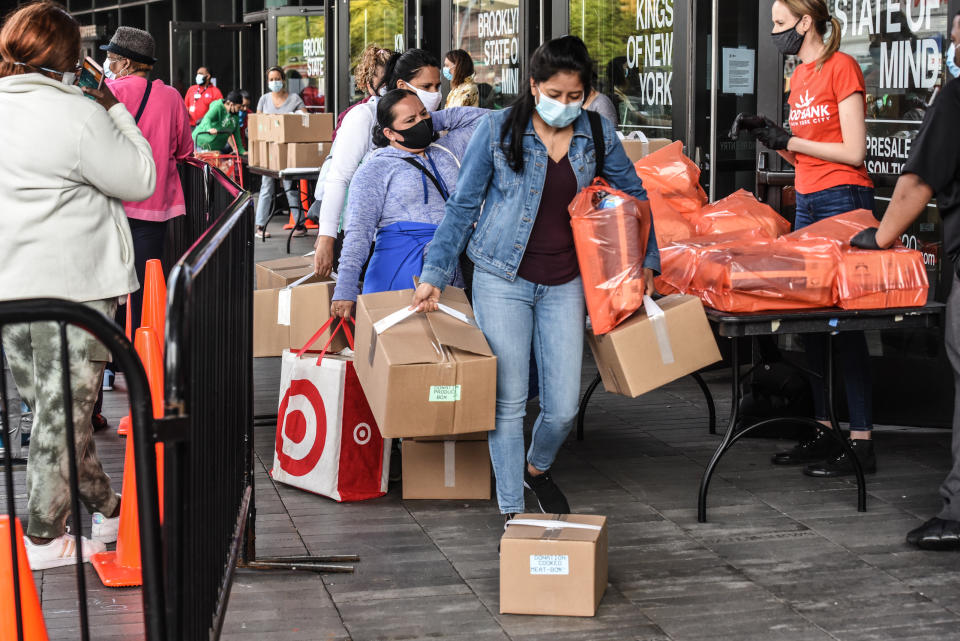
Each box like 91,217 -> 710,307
722,47 -> 755,96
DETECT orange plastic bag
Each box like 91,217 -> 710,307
691,189 -> 791,238
634,141 -> 708,214
569,178 -> 652,334
648,190 -> 697,246
691,238 -> 841,312
655,229 -> 770,296
785,209 -> 891,246
837,248 -> 929,310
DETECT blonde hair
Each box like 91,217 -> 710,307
777,0 -> 841,70
353,44 -> 393,93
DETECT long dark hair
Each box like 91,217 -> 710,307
384,47 -> 440,90
444,49 -> 474,86
500,36 -> 593,172
371,88 -> 418,147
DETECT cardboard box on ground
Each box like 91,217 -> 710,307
401,437 -> 491,500
500,515 -> 608,616
354,287 -> 496,439
587,294 -> 721,398
253,257 -> 346,358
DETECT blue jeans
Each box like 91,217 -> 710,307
795,184 -> 875,429
255,176 -> 301,228
471,269 -> 585,514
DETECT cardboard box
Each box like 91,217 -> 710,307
500,515 -> 608,617
621,137 -> 673,164
286,142 -> 329,169
267,142 -> 289,172
401,440 -> 491,499
413,431 -> 489,442
354,287 -> 496,439
248,139 -> 260,167
586,294 -> 721,398
253,281 -> 347,358
247,113 -> 273,142
252,141 -> 269,169
255,256 -> 319,290
265,113 -> 334,143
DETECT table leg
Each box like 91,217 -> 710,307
824,333 -> 867,512
690,372 -> 717,435
575,373 -> 602,441
698,337 -> 741,523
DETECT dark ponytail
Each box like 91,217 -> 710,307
372,88 -> 417,147
387,47 -> 440,89
500,36 -> 593,173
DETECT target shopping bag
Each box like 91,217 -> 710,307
272,317 -> 390,501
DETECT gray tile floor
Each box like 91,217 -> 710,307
3,217 -> 959,641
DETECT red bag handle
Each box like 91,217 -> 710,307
591,177 -> 611,188
294,316 -> 356,366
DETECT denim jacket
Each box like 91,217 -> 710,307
420,107 -> 660,289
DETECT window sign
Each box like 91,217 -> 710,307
831,0 -> 951,294
453,0 -> 522,109
277,15 -> 325,111
571,0 -> 675,136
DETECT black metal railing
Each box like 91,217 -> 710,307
0,299 -> 165,641
162,183 -> 255,640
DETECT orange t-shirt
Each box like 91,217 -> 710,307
787,52 -> 873,194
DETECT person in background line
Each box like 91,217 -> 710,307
740,0 -> 875,478
0,1 -> 156,569
313,48 -> 437,278
443,49 -> 478,108
102,26 -> 193,336
850,10 -> 960,551
583,83 -> 618,126
192,90 -> 247,155
254,66 -> 306,240
947,11 -> 960,80
184,65 -> 221,127
412,36 -> 659,522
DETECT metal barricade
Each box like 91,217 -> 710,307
0,299 -> 166,641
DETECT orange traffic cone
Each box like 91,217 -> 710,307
0,516 -> 49,641
91,328 -> 164,588
282,181 -> 318,230
119,262 -> 165,437
117,295 -> 133,436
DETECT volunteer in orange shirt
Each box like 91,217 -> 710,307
184,65 -> 222,127
744,0 -> 875,478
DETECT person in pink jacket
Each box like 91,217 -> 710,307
102,26 -> 193,333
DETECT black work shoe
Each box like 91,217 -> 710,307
523,468 -> 570,514
772,429 -> 842,465
803,439 -> 876,478
906,517 -> 960,550
92,413 -> 110,432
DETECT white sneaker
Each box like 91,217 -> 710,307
92,494 -> 121,543
24,533 -> 106,570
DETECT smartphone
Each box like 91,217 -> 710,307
77,56 -> 103,99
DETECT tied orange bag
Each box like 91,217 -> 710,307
786,209 -> 890,245
837,248 -> 929,310
656,229 -> 771,295
691,238 -> 841,312
569,178 -> 652,334
692,189 -> 791,238
633,141 -> 708,215
648,190 -> 696,246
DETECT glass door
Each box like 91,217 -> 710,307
169,21 -> 262,99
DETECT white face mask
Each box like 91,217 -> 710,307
196,73 -> 206,86
268,80 -> 284,93
103,58 -> 116,80
403,81 -> 442,111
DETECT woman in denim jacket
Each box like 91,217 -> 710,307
412,36 -> 659,520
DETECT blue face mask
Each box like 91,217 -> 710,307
535,90 -> 583,128
948,43 -> 960,79
442,67 -> 454,82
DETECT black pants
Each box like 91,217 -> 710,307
128,218 -> 168,336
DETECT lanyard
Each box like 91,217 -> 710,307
399,148 -> 450,202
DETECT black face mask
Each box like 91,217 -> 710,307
771,19 -> 805,56
391,118 -> 436,150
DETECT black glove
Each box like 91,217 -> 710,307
728,113 -> 768,140
753,121 -> 793,151
850,228 -> 882,250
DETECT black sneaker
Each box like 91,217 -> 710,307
803,439 -> 876,478
771,429 -> 842,465
523,468 -> 570,514
92,413 -> 110,432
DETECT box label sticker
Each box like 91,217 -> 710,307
429,385 -> 461,402
277,289 -> 292,326
530,554 -> 569,575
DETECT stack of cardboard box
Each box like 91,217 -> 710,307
354,287 -> 495,500
248,112 -> 334,172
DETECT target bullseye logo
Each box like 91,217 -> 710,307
275,379 -> 327,476
353,422 -> 372,446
